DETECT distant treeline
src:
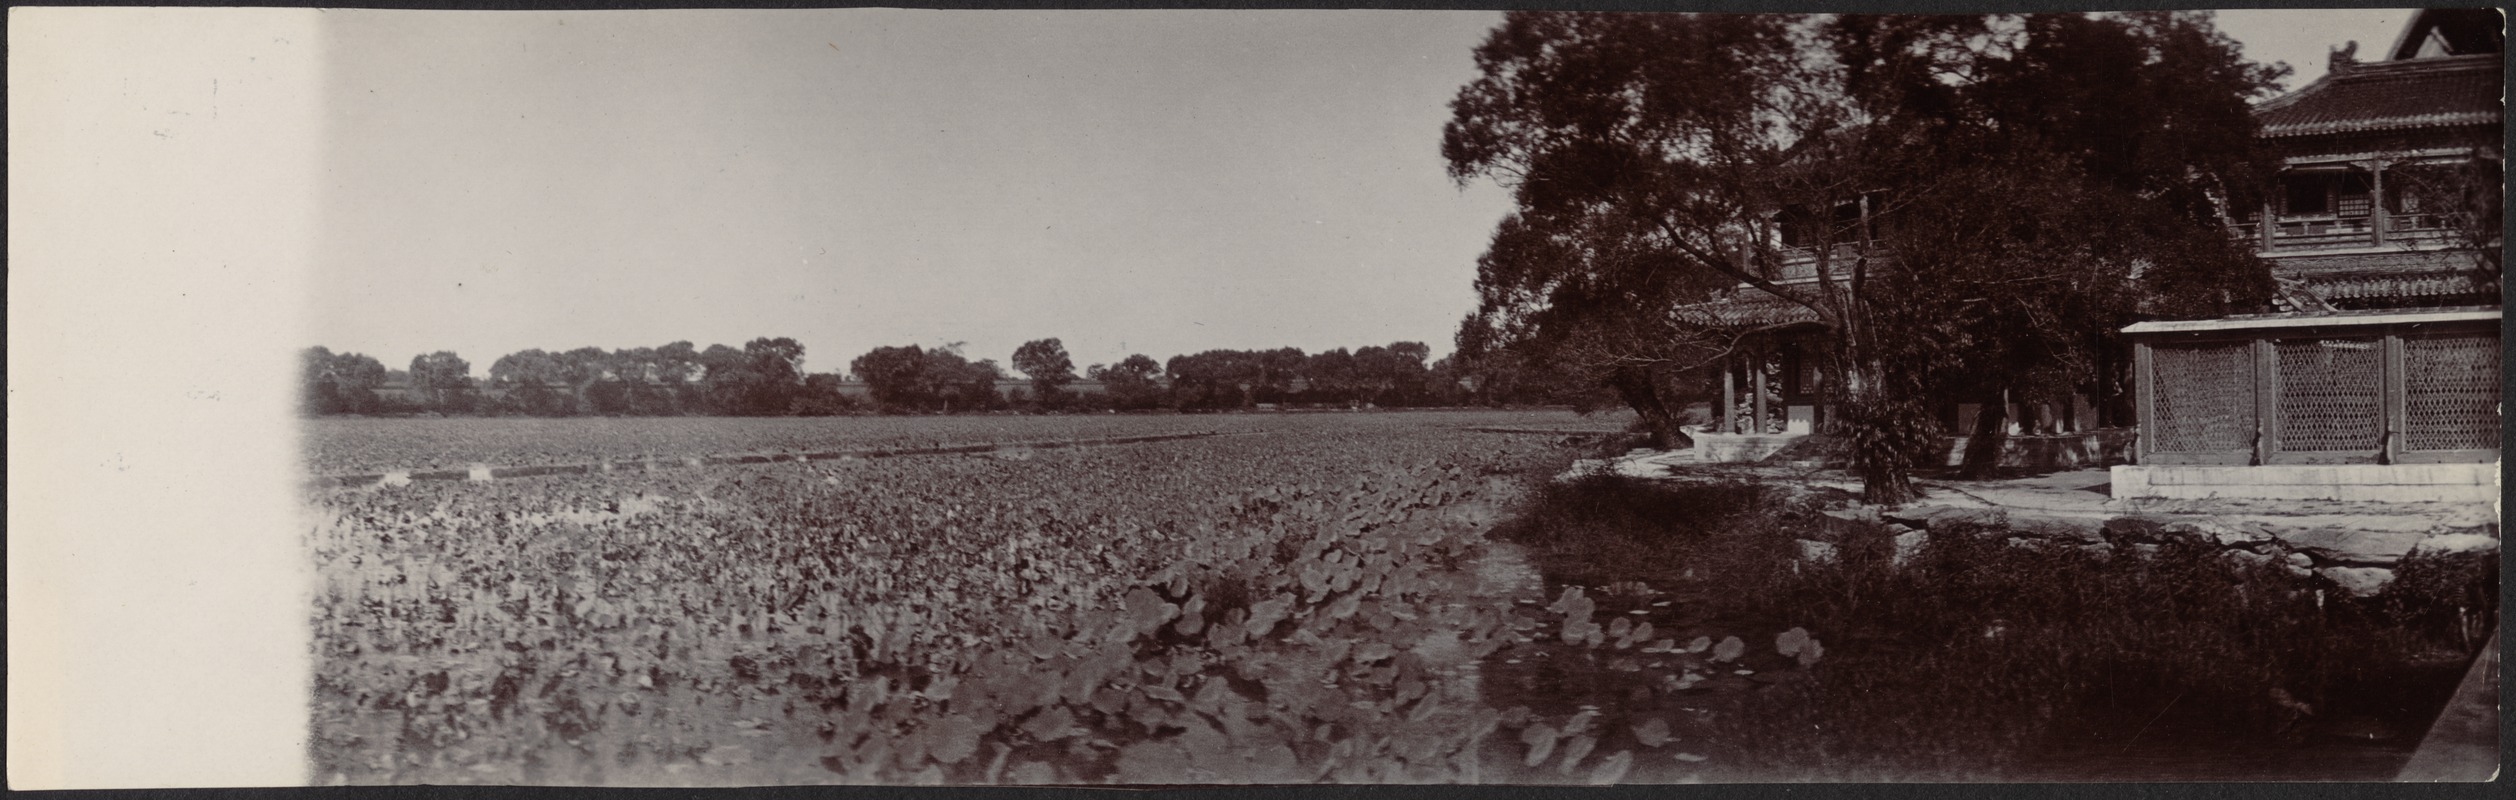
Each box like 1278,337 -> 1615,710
301,336 -> 1584,417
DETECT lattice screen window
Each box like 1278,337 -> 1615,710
2274,338 -> 2384,453
2404,334 -> 2501,452
2149,342 -> 2253,454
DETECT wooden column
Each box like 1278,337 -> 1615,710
1718,360 -> 1735,434
2133,342 -> 2155,464
2252,337 -> 2279,466
2368,159 -> 2390,246
2260,197 -> 2277,251
2382,333 -> 2406,464
1750,354 -> 1768,435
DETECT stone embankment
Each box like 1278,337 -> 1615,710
1574,453 -> 2497,599
1797,501 -> 2499,597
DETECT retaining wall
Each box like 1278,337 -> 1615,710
2111,463 -> 2501,503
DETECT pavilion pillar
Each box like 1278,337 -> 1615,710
2260,197 -> 2277,251
1718,360 -> 1736,434
1750,354 -> 1768,435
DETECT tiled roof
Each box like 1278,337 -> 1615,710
2255,54 -> 2503,138
2290,270 -> 2499,306
2267,248 -> 2491,275
1671,291 -> 1825,329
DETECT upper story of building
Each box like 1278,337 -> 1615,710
2231,9 -> 2502,257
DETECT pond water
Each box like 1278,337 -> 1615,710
1456,539 -> 2476,783
2011,657 -> 2469,782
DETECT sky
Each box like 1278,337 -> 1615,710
306,7 -> 2427,378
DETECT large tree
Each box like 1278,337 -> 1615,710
300,347 -> 388,414
1012,338 -> 1079,406
488,348 -> 573,415
407,351 -> 475,414
850,345 -> 932,412
1444,11 -> 2280,502
1089,354 -> 1166,410
741,337 -> 808,414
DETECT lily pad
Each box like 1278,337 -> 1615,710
1588,750 -> 1634,785
1520,723 -> 1560,767
1776,627 -> 1811,657
1710,636 -> 1746,663
1557,733 -> 1597,774
1632,717 -> 1673,748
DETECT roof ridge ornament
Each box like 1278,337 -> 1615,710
2330,40 -> 2359,75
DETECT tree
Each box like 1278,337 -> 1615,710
407,351 -> 475,414
300,347 -> 387,414
698,344 -> 756,414
1093,354 -> 1166,410
1255,347 -> 1307,405
928,345 -> 1006,412
1166,350 -> 1262,410
795,373 -> 860,415
1831,11 -> 2282,478
2384,152 -> 2505,278
1012,338 -> 1078,407
1305,348 -> 1357,407
742,337 -> 808,414
850,345 -> 932,412
1445,13 -> 1825,451
1444,10 -> 2281,502
489,348 -> 573,415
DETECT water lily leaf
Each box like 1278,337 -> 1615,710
1776,627 -> 1811,657
1326,592 -> 1362,620
1562,708 -> 1599,737
1607,617 -> 1633,639
1795,637 -> 1825,668
1006,761 -> 1058,784
1176,717 -> 1232,772
1711,636 -> 1746,663
1546,586 -> 1581,615
1632,717 -> 1673,748
1557,734 -> 1597,774
1353,642 -> 1396,663
1124,587 -> 1179,633
1019,706 -> 1080,741
1624,622 -> 1655,649
1687,636 -> 1713,654
1588,750 -> 1634,785
1520,724 -> 1560,767
1499,705 -> 1533,728
1406,693 -> 1440,723
697,744 -> 751,766
1675,752 -> 1708,762
1115,739 -> 1192,783
927,714 -> 982,765
1244,595 -> 1294,640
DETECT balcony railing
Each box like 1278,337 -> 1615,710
2227,213 -> 2471,253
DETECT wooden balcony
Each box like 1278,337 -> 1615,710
2228,213 -> 2472,254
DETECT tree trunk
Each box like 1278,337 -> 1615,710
1958,390 -> 2010,480
1609,366 -> 1693,450
1838,358 -> 1927,507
